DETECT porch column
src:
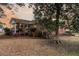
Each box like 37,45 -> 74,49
14,24 -> 17,34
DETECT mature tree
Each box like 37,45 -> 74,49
29,3 -> 79,40
55,4 -> 62,37
29,3 -> 63,38
61,4 -> 79,33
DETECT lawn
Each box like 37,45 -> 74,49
0,35 -> 79,56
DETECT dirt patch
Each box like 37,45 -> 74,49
0,36 -> 64,56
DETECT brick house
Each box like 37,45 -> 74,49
0,5 -> 35,35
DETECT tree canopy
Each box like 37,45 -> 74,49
29,3 -> 79,35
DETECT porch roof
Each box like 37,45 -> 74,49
10,18 -> 35,24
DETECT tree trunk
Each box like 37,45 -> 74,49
67,19 -> 70,29
55,4 -> 61,37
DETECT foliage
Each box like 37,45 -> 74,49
4,27 -> 12,35
71,16 -> 79,33
59,21 -> 65,28
38,17 -> 56,32
29,3 -> 62,34
0,22 -> 3,28
16,3 -> 25,7
29,3 -> 79,34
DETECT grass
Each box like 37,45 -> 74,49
59,36 -> 79,55
0,35 -> 79,55
0,35 -> 63,56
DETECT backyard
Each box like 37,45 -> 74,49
0,35 -> 79,56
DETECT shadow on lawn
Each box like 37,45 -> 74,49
0,35 -> 45,39
0,35 -> 30,39
43,38 -> 79,56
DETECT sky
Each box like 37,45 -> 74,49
11,4 -> 34,21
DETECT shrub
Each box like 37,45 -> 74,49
4,27 -> 12,35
